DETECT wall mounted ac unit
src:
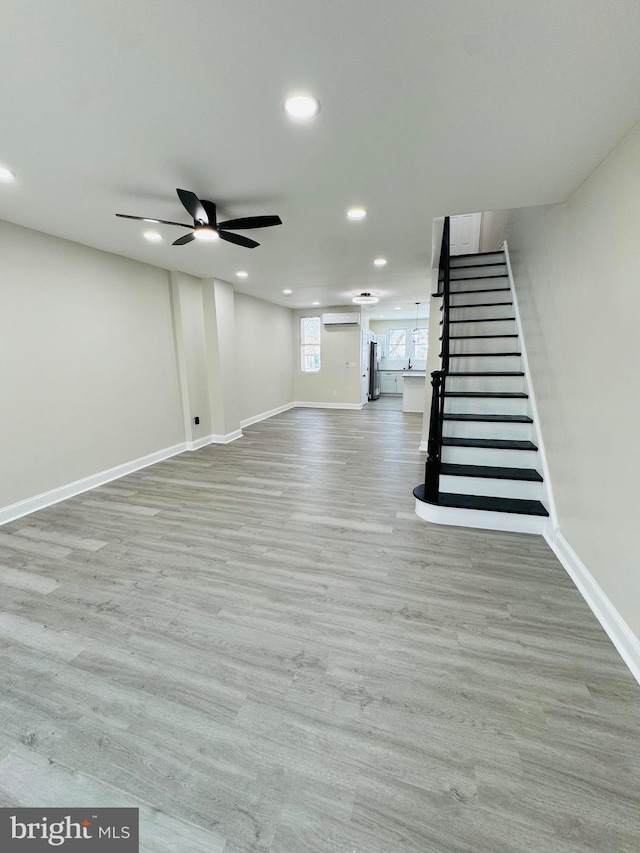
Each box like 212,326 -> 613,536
322,313 -> 361,326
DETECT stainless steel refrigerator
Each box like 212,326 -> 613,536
368,341 -> 380,400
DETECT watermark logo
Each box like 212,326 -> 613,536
0,808 -> 138,850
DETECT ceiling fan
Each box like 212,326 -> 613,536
116,188 -> 282,248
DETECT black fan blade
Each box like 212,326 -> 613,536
176,188 -> 208,225
218,215 -> 282,230
172,232 -> 196,246
116,214 -> 192,228
200,199 -> 217,228
218,231 -> 259,249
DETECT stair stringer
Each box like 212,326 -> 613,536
502,240 -> 558,530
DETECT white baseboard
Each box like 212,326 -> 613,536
187,435 -> 215,451
545,528 -> 640,685
240,402 -> 295,429
0,441 -> 189,527
210,429 -> 243,445
419,440 -> 428,452
294,401 -> 364,410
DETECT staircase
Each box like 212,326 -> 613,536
414,221 -> 550,534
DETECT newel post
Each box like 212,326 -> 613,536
424,370 -> 444,502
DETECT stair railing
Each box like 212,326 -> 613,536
424,216 -> 451,501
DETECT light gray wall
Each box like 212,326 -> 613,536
369,319 -> 428,370
234,292 -> 294,421
293,307 -> 362,405
170,271 -> 212,441
503,118 -> 640,637
0,221 -> 184,508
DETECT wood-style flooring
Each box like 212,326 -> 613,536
0,404 -> 638,852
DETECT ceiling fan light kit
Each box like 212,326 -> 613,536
116,188 -> 282,249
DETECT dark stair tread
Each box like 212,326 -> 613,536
450,251 -> 505,259
440,463 -> 543,482
449,351 -> 522,357
446,301 -> 513,309
428,491 -> 548,517
450,287 -> 511,295
443,437 -> 538,450
450,274 -> 509,280
446,371 -> 524,376
449,262 -> 507,270
447,317 -> 515,324
443,413 -> 532,423
444,391 -> 528,398
449,334 -> 519,339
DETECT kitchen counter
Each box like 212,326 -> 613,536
401,371 -> 427,412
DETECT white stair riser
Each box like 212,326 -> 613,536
450,278 -> 509,292
450,337 -> 518,354
439,475 -> 544,501
444,396 -> 528,415
415,499 -> 548,535
450,265 -> 507,279
447,352 -> 522,372
450,253 -> 505,268
442,419 -> 533,440
449,319 -> 516,336
449,304 -> 513,321
441,445 -> 539,467
450,290 -> 511,306
446,375 -> 526,393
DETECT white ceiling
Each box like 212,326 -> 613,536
1,1 -> 640,313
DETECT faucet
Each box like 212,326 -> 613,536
408,358 -> 412,370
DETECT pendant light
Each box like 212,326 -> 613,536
412,302 -> 420,343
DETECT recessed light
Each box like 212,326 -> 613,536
283,289 -> 293,295
312,301 -> 320,306
347,207 -> 367,221
236,270 -> 248,279
373,257 -> 387,267
352,292 -> 379,305
143,230 -> 163,243
284,93 -> 320,120
394,306 -> 402,310
0,165 -> 16,183
193,227 -> 219,242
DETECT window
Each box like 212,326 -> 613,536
300,316 -> 321,372
388,328 -> 406,360
413,328 -> 428,360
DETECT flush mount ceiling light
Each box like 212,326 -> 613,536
352,292 -> 379,305
347,207 -> 367,221
193,227 -> 220,242
283,289 -> 293,295
236,270 -> 248,279
0,165 -> 16,183
143,230 -> 163,243
284,93 -> 320,120
373,257 -> 387,267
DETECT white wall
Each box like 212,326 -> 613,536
0,221 -> 184,508
370,319 -> 428,370
293,307 -> 362,406
503,118 -> 640,638
234,292 -> 294,421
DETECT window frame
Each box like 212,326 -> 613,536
413,327 -> 428,361
387,328 -> 407,361
299,315 -> 322,373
